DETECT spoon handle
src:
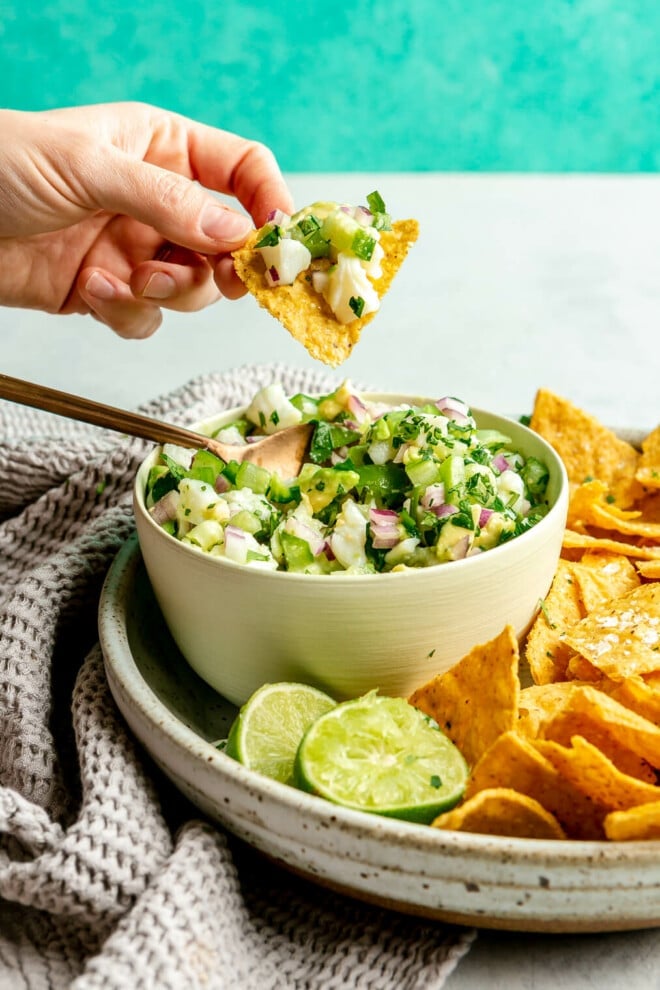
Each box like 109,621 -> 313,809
0,373 -> 213,451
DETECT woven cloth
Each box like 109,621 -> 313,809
0,363 -> 475,990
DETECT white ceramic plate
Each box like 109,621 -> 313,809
99,535 -> 660,933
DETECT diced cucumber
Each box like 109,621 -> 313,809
439,455 -> 466,501
474,428 -> 512,448
230,510 -> 263,535
406,458 -> 441,488
235,461 -> 271,494
190,449 -> 225,485
320,210 -> 361,255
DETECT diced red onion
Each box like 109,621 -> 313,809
268,265 -> 280,282
347,392 -> 370,423
266,209 -> 291,226
434,503 -> 458,519
330,447 -> 349,465
223,525 -> 247,558
288,519 -> 326,556
372,534 -> 400,550
420,483 -> 446,510
364,400 -> 396,421
449,534 -> 471,560
479,507 -> 494,527
355,206 -> 373,226
436,396 -> 471,425
492,453 -> 510,473
369,507 -> 400,549
149,490 -> 178,525
370,508 -> 398,523
214,474 -> 231,493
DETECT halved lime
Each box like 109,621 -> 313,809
294,693 -> 468,823
225,682 -> 336,784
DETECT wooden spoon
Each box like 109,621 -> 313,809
0,373 -> 312,479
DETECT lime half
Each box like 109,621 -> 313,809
294,693 -> 468,823
225,682 -> 336,784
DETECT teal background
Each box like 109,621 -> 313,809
2,1 -> 660,172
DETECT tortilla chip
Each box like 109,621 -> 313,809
524,560 -> 584,684
560,583 -> 660,679
570,552 -> 641,613
517,682 -> 588,737
465,730 -> 605,839
540,711 -> 656,782
635,425 -> 660,491
562,530 -> 660,560
529,389 -> 643,508
569,480 -> 660,541
536,683 -> 660,771
534,736 -> 660,812
563,662 -> 660,726
408,625 -> 520,768
603,675 -> 660,728
566,654 -> 603,681
431,787 -> 566,840
604,800 -> 660,840
637,561 -> 660,579
632,492 -> 660,524
233,219 -> 420,366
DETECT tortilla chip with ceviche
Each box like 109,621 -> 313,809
233,193 -> 419,366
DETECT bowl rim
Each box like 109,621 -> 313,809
133,394 -> 569,585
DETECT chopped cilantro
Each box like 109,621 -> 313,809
349,295 -> 365,318
255,225 -> 281,248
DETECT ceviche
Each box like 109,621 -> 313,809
144,381 -> 550,574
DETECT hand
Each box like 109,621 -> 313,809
0,102 -> 293,338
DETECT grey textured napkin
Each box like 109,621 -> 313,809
0,364 -> 475,990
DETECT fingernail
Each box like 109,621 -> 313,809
85,272 -> 115,301
201,205 -> 252,242
142,272 -> 176,300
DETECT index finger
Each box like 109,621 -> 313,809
184,120 -> 294,227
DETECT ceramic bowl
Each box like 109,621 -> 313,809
133,393 -> 569,706
99,535 -> 660,933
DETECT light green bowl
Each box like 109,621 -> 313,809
133,394 -> 569,707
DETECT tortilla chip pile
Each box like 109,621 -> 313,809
233,219 -> 419,367
409,390 -> 660,842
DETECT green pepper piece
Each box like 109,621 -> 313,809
268,475 -> 301,505
309,421 -> 362,463
355,463 -> 408,501
146,465 -> 173,504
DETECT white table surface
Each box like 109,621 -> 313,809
2,174 -> 659,987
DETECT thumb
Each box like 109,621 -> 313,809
96,148 -> 253,252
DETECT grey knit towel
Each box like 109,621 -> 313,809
0,364 -> 475,990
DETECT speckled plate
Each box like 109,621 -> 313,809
99,535 -> 660,933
